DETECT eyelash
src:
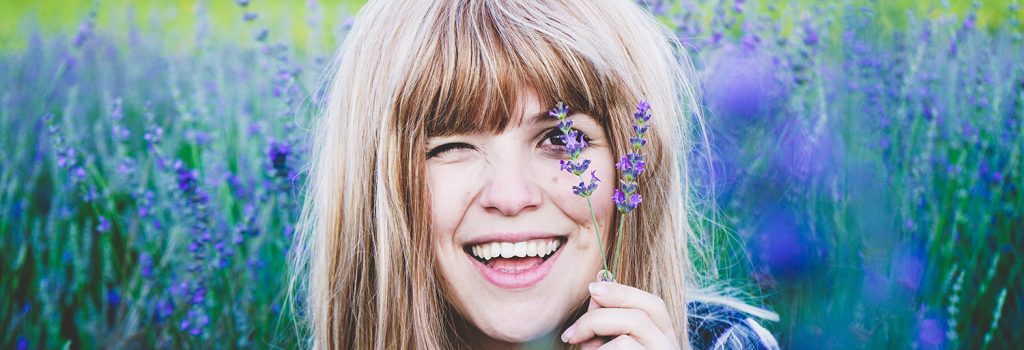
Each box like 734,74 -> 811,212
425,127 -> 592,159
541,128 -> 592,149
426,142 -> 472,159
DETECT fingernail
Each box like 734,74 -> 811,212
561,325 -> 576,342
589,282 -> 607,297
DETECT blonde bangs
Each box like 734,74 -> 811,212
394,1 -> 627,137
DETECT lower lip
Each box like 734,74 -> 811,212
469,243 -> 565,289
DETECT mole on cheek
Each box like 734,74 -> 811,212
552,177 -> 558,184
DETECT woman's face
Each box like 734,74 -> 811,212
426,89 -> 615,344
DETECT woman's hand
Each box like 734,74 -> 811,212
561,282 -> 680,349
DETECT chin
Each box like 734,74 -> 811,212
471,310 -> 561,343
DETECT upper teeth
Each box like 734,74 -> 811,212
470,239 -> 561,260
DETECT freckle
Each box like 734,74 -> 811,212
552,177 -> 558,184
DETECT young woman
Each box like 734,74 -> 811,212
290,0 -> 779,348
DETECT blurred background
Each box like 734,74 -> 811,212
1,0 -> 1021,348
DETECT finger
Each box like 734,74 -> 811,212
587,295 -> 600,312
580,337 -> 606,350
588,282 -> 674,336
597,335 -> 644,350
562,308 -> 670,349
580,297 -> 606,349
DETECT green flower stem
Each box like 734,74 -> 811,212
580,174 -> 611,275
611,213 -> 626,278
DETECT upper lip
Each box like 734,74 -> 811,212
461,231 -> 567,246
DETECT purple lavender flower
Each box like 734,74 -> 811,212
175,161 -> 200,195
615,153 -> 646,182
139,253 -> 154,279
72,10 -> 96,48
268,140 -> 292,178
894,249 -> 926,293
802,20 -> 819,47
917,317 -> 945,348
180,307 -> 210,336
96,216 -> 111,233
732,0 -> 746,13
107,288 -> 121,308
612,189 -> 643,213
613,100 -> 651,214
749,208 -> 822,281
550,102 -> 599,198
58,148 -> 76,168
572,171 -> 601,197
704,45 -> 788,123
142,105 -> 168,170
255,28 -> 269,42
110,98 -> 130,141
155,298 -> 174,323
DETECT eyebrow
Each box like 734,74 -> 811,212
523,110 -> 553,126
522,110 -> 594,126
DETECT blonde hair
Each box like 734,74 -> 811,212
289,0 -> 775,348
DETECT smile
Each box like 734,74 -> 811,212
463,236 -> 567,290
469,238 -> 561,260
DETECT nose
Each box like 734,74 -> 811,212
476,156 -> 543,216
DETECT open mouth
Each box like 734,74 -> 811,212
462,237 -> 567,289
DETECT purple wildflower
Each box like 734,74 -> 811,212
139,253 -> 154,279
255,28 -> 269,42
268,140 -> 292,178
572,171 -> 601,197
550,102 -> 600,198
156,298 -> 175,323
749,209 -> 823,281
704,45 -> 788,123
96,216 -> 111,233
58,148 -> 76,168
136,189 -> 154,218
110,98 -> 130,141
72,10 -> 96,48
180,308 -> 210,336
613,100 -> 651,214
917,317 -> 945,348
612,189 -> 643,213
802,20 -> 819,47
107,288 -> 121,308
175,161 -> 200,195
142,105 -> 168,169
894,249 -> 926,293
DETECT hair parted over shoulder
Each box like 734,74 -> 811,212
289,0 -> 775,349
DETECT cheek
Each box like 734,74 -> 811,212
427,165 -> 477,236
544,155 -> 616,233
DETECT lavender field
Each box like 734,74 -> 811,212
1,0 -> 1021,348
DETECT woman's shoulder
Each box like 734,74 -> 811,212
687,301 -> 780,350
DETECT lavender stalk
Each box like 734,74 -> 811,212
611,100 -> 651,278
549,102 -> 610,277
